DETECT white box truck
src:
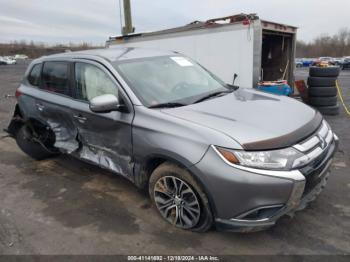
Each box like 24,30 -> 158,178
107,14 -> 297,89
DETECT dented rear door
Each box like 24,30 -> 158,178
36,61 -> 79,153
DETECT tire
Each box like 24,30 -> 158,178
309,66 -> 340,77
308,86 -> 337,97
149,162 -> 213,232
308,77 -> 337,87
309,96 -> 338,107
315,104 -> 340,116
16,125 -> 55,160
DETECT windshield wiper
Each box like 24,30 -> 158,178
194,90 -> 232,104
149,102 -> 187,109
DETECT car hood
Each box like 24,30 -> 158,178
162,88 -> 322,150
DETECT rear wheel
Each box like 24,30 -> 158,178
149,162 -> 213,232
16,125 -> 58,160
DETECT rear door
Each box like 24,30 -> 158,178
69,60 -> 134,179
36,60 -> 79,153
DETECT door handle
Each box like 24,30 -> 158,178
73,114 -> 87,123
36,103 -> 45,111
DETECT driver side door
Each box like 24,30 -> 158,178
70,60 -> 134,180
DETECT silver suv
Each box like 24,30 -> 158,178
6,48 -> 338,232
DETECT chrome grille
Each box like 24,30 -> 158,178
293,121 -> 334,167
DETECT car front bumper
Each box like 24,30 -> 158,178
190,134 -> 339,232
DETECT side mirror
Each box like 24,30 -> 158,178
89,94 -> 122,113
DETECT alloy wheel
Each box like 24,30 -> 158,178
153,176 -> 201,229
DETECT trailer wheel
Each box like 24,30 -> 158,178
308,77 -> 337,87
308,86 -> 337,97
309,96 -> 338,107
309,66 -> 340,77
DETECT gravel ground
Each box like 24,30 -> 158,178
0,63 -> 349,255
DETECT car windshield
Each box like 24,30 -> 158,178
114,56 -> 229,107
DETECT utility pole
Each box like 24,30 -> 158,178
122,0 -> 135,35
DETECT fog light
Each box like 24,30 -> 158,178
236,205 -> 284,221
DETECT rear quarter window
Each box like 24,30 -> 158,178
41,61 -> 70,96
27,63 -> 42,87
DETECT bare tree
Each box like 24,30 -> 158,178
297,28 -> 350,57
0,41 -> 102,58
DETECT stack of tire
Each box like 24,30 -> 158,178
307,66 -> 340,115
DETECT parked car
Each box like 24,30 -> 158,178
319,57 -> 334,63
301,58 -> 314,67
0,57 -> 7,65
332,57 -> 344,67
6,48 -> 339,232
342,57 -> 350,70
295,59 -> 303,68
14,54 -> 29,60
5,57 -> 16,65
0,56 -> 16,65
312,57 -> 335,66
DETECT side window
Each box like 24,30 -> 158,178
28,64 -> 42,87
75,63 -> 118,101
41,62 -> 70,96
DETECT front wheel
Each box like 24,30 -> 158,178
149,162 -> 213,232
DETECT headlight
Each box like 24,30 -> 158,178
214,146 -> 306,170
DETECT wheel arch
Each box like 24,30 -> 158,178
6,104 -> 24,137
6,104 -> 48,135
134,151 -> 217,217
134,153 -> 191,190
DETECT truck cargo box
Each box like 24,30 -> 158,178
107,14 -> 297,89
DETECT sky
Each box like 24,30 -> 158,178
0,0 -> 349,45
